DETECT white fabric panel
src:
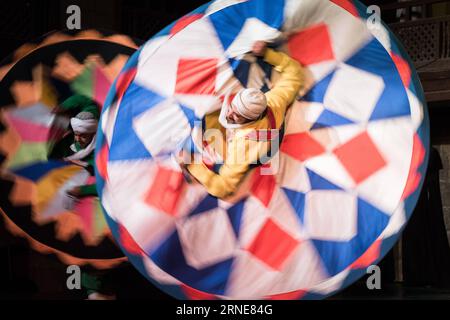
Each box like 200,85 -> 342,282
177,208 -> 237,269
139,35 -> 170,65
126,202 -> 176,254
225,250 -> 280,299
284,101 -> 324,135
174,94 -> 223,119
329,123 -> 367,146
215,59 -> 243,95
142,255 -> 181,285
305,152 -> 356,190
226,18 -> 282,58
277,154 -> 311,193
382,203 -> 407,238
237,197 -> 270,248
407,88 -> 424,131
284,0 -> 372,62
268,189 -> 306,240
308,60 -> 339,83
370,24 -> 392,53
176,187 -> 211,219
324,63 -> 385,123
205,0 -> 249,16
309,268 -> 350,295
101,100 -> 119,146
269,240 -> 328,294
133,99 -> 191,157
106,160 -> 158,220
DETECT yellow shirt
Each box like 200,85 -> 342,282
187,49 -> 304,199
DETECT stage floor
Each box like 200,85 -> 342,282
333,282 -> 450,300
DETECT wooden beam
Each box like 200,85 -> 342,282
425,90 -> 450,102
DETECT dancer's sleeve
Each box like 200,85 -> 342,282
186,134 -> 270,199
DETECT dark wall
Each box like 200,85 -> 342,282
0,0 -> 60,60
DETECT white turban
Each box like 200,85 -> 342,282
232,88 -> 267,121
70,117 -> 98,134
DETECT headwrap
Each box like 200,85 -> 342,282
219,89 -> 267,129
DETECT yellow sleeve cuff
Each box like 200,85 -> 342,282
264,48 -> 290,73
187,163 -> 212,183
